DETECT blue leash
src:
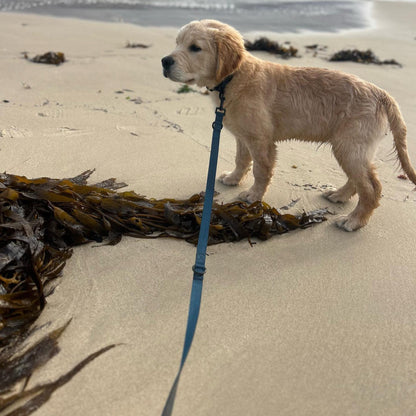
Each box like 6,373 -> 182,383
161,76 -> 232,416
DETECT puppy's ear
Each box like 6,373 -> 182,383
215,30 -> 244,83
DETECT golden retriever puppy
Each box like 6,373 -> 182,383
161,19 -> 416,231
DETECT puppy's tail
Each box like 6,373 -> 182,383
381,91 -> 416,184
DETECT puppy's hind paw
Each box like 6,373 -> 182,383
218,171 -> 241,186
323,189 -> 347,204
238,190 -> 262,204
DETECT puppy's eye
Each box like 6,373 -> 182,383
189,44 -> 202,52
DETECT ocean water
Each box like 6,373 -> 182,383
0,0 -> 373,33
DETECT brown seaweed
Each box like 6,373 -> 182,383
0,322 -> 70,396
27,52 -> 65,66
0,169 -> 326,341
329,49 -> 401,66
245,37 -> 298,58
0,320 -> 116,416
0,170 -> 326,414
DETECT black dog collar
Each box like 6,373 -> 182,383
208,74 -> 234,94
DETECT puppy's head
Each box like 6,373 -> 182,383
161,19 -> 245,89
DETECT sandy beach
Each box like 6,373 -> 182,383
1,2 -> 416,415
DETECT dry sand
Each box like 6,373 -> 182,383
1,2 -> 416,415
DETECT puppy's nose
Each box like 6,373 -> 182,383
161,56 -> 175,70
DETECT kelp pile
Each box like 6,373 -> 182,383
329,49 -> 401,66
24,51 -> 66,65
0,170 -> 326,414
0,170 -> 326,340
245,37 -> 298,58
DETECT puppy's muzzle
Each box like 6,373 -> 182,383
162,55 -> 175,78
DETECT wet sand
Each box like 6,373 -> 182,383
0,2 -> 415,415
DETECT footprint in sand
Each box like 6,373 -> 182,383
162,119 -> 184,133
36,108 -> 65,118
0,126 -> 33,139
46,127 -> 91,137
176,106 -> 203,116
116,125 -> 140,136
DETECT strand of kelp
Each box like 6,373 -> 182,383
0,319 -> 117,416
0,170 -> 326,414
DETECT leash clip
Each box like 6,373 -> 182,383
218,91 -> 226,112
208,74 -> 233,113
212,110 -> 225,131
192,264 -> 206,280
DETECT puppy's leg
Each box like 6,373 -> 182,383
238,141 -> 276,203
332,146 -> 382,231
323,179 -> 356,203
219,139 -> 252,186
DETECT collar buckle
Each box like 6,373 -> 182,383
207,74 -> 234,111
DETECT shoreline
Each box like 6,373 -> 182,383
1,0 -> 373,34
1,3 -> 416,416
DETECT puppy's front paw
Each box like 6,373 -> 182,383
335,215 -> 365,232
218,171 -> 241,186
238,190 -> 262,204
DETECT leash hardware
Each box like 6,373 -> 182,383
192,264 -> 206,279
212,119 -> 224,131
213,107 -> 226,130
217,91 -> 226,112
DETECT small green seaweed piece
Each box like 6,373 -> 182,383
177,84 -> 195,94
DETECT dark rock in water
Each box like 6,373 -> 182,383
245,37 -> 298,59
